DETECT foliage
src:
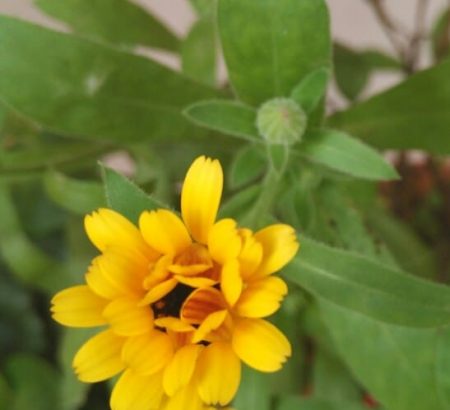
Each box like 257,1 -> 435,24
0,1 -> 449,409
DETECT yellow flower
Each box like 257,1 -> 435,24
51,156 -> 299,410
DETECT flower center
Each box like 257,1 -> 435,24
151,283 -> 194,319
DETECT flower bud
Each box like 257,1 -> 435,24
256,98 -> 307,145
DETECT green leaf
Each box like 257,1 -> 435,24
0,373 -> 12,410
320,301 -> 449,410
229,145 -> 265,188
58,328 -> 97,410
34,0 -> 179,50
233,365 -> 271,410
329,58 -> 450,154
298,129 -> 399,181
284,236 -> 450,328
0,16 -> 217,142
313,349 -> 361,403
44,171 -> 105,215
218,0 -> 331,105
278,396 -> 368,410
366,209 -> 438,279
0,185 -> 70,293
184,99 -> 259,141
182,17 -> 216,86
102,165 -> 164,224
218,184 -> 261,222
334,43 -> 370,101
291,67 -> 330,114
190,0 -> 216,16
431,9 -> 450,61
5,354 -> 61,410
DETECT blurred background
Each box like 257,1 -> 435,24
1,0 -> 448,101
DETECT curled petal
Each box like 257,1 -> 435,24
253,224 -> 299,277
73,330 -> 125,382
140,278 -> 178,306
235,276 -> 288,318
221,259 -> 242,307
232,318 -> 291,372
139,210 -> 191,255
192,310 -> 228,344
110,369 -> 164,410
181,287 -> 226,325
51,285 -> 107,327
197,342 -> 241,406
154,317 -> 195,333
181,156 -> 223,244
238,228 -> 263,279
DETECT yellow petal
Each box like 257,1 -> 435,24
221,260 -> 242,307
235,276 -> 288,318
181,287 -> 226,325
162,381 -> 204,410
103,297 -> 153,336
197,342 -> 241,406
174,275 -> 217,288
192,310 -> 228,344
139,210 -> 191,255
232,318 -> 291,372
253,224 -> 299,277
208,219 -> 241,265
51,285 -> 107,327
84,208 -> 150,255
73,329 -> 125,382
110,369 -> 164,410
181,156 -> 223,244
139,278 -> 178,306
238,228 -> 263,279
163,344 -> 203,396
154,317 -> 195,333
86,250 -> 146,300
122,330 -> 173,375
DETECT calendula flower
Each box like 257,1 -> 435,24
51,156 -> 299,410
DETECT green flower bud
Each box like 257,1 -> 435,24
256,98 -> 307,145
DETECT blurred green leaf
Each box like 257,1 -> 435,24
0,275 -> 45,357
284,236 -> 450,327
102,165 -> 164,224
182,17 -> 216,86
334,44 -> 401,101
34,0 -> 179,50
219,184 -> 261,222
329,58 -> 450,154
320,301 -> 449,410
184,99 -> 259,141
0,142 -> 106,177
229,145 -> 265,188
0,186 -> 70,293
431,9 -> 450,61
190,0 -> 215,16
58,328 -> 97,410
218,0 -> 331,105
5,354 -> 61,410
366,209 -> 438,279
313,349 -> 361,402
44,171 -> 105,215
0,16 -> 217,143
298,129 -> 399,181
290,67 -> 330,114
0,373 -> 12,410
233,365 -> 271,410
334,43 -> 370,101
278,396 -> 368,410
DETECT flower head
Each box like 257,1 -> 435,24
51,156 -> 299,410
